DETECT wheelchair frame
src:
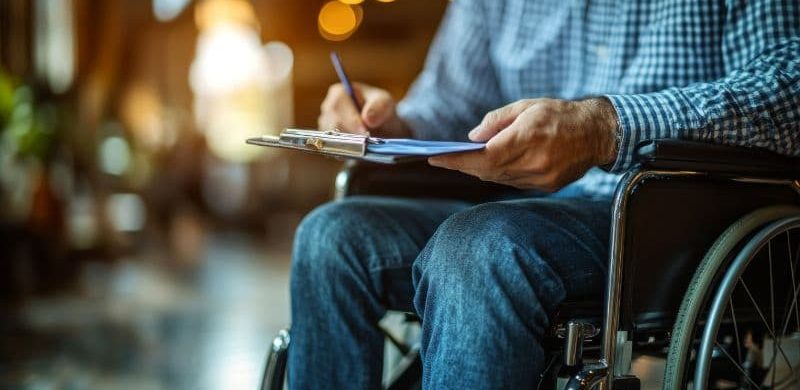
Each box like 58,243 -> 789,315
262,139 -> 800,390
576,169 -> 800,389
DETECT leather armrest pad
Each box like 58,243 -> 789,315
636,139 -> 800,178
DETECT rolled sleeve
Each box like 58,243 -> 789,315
604,36 -> 800,173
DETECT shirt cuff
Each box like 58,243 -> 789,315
604,90 -> 700,173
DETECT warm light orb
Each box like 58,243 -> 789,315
195,0 -> 259,31
375,0 -> 395,2
338,0 -> 364,4
318,1 -> 358,40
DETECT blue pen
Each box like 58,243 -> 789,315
330,51 -> 363,112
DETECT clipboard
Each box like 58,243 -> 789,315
246,129 -> 485,164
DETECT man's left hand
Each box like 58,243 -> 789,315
428,98 -> 619,192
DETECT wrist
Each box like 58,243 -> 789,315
581,97 -> 619,168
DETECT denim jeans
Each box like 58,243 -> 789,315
288,190 -> 612,389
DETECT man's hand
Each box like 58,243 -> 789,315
318,82 -> 411,138
428,98 -> 619,192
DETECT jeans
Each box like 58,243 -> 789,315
288,190 -> 612,389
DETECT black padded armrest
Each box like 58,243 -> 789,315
636,139 -> 800,178
339,161 -> 524,202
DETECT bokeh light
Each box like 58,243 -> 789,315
152,0 -> 191,22
338,0 -> 365,4
318,1 -> 363,41
106,193 -> 147,232
34,0 -> 75,93
194,0 -> 259,31
191,0 -> 294,163
99,136 -> 131,176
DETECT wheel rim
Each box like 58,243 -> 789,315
695,217 -> 800,389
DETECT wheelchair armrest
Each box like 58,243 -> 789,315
336,160 -> 523,202
635,139 -> 800,178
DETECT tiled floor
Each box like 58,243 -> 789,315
0,232 -> 290,390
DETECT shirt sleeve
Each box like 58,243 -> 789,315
396,1 -> 503,141
604,1 -> 800,172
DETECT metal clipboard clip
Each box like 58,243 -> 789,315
258,129 -> 383,158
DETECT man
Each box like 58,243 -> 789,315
289,0 -> 800,388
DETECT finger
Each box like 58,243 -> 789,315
477,128 -> 526,169
469,100 -> 532,142
359,85 -> 395,128
322,84 -> 368,133
318,113 -> 369,135
484,108 -> 542,164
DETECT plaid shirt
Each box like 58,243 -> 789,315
397,0 -> 800,198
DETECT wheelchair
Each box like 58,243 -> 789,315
261,139 -> 800,389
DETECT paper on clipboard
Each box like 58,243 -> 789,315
246,129 -> 485,164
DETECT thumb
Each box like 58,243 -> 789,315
469,101 -> 530,142
360,87 -> 395,129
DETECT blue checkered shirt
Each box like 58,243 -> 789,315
397,0 -> 800,198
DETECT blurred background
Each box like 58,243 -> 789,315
0,0 -> 446,388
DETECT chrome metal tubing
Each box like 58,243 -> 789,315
600,169 -> 712,388
334,162 -> 355,200
261,328 -> 291,390
565,363 -> 609,390
564,322 -> 585,367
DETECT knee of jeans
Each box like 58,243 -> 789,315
413,203 -> 537,284
412,203 -> 566,320
291,200 -> 376,282
434,202 -> 529,252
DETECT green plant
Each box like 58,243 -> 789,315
0,68 -> 59,161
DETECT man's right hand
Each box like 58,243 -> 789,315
318,82 -> 411,138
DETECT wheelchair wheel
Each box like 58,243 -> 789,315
664,206 -> 800,389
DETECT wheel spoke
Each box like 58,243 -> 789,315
740,279 -> 795,376
769,240 -> 777,387
770,265 -> 800,388
730,297 -> 742,366
767,229 -> 800,388
714,341 -> 763,389
769,240 -> 776,333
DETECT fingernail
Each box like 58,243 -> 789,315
358,126 -> 368,134
428,157 -> 440,167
